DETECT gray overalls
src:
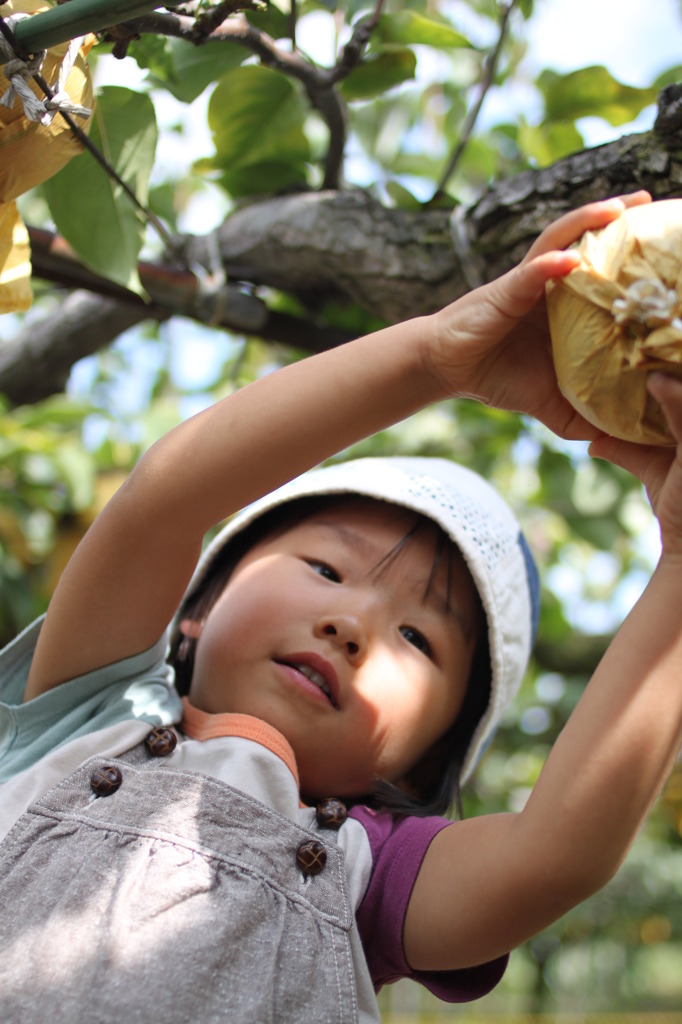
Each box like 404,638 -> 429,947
0,734 -> 365,1023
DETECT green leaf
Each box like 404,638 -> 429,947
654,64 -> 682,90
517,119 -> 585,167
52,442 -> 96,512
377,10 -> 474,49
125,34 -> 174,78
148,183 -> 179,234
565,514 -> 623,550
245,3 -> 292,39
537,449 -> 576,504
340,49 -> 417,101
43,87 -> 158,291
217,161 -> 308,199
385,181 -> 422,209
16,396 -> 98,430
539,66 -> 657,127
148,38 -> 246,103
200,66 -> 310,196
391,151 -> 446,181
349,91 -> 421,164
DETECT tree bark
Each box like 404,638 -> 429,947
2,114 -> 682,407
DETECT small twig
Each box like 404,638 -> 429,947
430,0 -> 517,204
326,0 -> 385,86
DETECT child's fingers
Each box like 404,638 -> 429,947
516,250 -> 581,297
491,249 -> 583,323
525,191 -> 652,261
588,435 -> 669,486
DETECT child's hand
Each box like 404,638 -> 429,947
589,374 -> 682,558
426,191 -> 652,440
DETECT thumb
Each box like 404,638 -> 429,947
587,436 -> 645,477
505,250 -> 581,314
588,435 -> 660,483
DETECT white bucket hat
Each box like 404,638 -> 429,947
182,456 -> 539,783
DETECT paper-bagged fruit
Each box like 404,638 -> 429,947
546,199 -> 682,446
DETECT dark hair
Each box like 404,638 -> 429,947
168,495 -> 492,819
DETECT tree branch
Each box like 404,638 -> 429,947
326,0 -> 385,86
178,120 -> 682,320
0,228 -> 351,407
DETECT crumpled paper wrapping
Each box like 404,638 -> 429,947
546,199 -> 682,446
0,0 -> 94,311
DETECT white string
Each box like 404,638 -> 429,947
0,13 -> 91,125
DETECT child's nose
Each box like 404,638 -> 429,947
314,615 -> 367,661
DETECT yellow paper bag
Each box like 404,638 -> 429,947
546,199 -> 682,446
0,0 -> 95,310
0,200 -> 31,310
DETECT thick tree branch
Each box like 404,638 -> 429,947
179,122 -> 682,321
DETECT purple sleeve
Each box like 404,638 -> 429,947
349,806 -> 508,1002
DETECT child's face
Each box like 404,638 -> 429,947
185,500 -> 481,799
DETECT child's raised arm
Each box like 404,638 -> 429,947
403,375 -> 682,972
24,193 -> 650,701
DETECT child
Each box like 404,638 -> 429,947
2,191 -> 682,1023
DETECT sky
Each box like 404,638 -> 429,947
524,0 -> 682,87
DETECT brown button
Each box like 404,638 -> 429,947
145,726 -> 177,757
296,839 -> 327,878
90,765 -> 122,797
315,797 -> 347,831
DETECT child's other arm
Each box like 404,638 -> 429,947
404,376 -> 682,972
24,193 -> 649,700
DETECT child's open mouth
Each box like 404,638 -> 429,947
276,657 -> 340,709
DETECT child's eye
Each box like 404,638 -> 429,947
400,626 -> 433,658
307,560 -> 341,583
